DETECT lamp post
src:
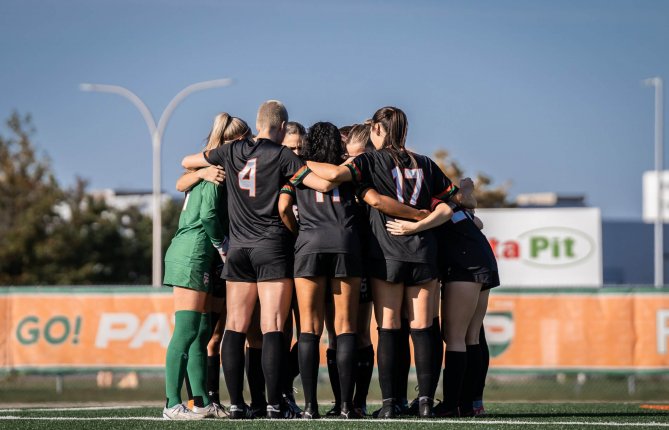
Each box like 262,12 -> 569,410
643,77 -> 664,287
80,78 -> 234,286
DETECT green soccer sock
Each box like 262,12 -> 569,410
165,310 -> 202,408
186,313 -> 212,407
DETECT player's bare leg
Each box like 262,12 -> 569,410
222,281 -> 258,418
460,289 -> 490,416
405,280 -> 439,417
257,278 -> 295,417
438,282 -> 481,416
295,276 -> 326,417
371,279 -> 404,418
331,277 -> 361,418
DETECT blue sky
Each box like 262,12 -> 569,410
1,0 -> 667,219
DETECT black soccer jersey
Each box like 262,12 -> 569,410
347,149 -> 458,263
432,200 -> 498,273
281,182 -> 360,257
204,138 -> 309,248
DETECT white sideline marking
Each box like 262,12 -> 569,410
0,405 -> 146,413
0,416 -> 668,427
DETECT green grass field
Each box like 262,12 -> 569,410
1,402 -> 668,430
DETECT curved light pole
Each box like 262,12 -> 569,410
643,77 -> 664,288
80,78 -> 234,286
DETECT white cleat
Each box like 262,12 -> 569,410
163,403 -> 206,420
193,402 -> 228,418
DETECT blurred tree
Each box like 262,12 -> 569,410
0,113 -> 62,284
433,149 -> 514,208
0,112 -> 182,285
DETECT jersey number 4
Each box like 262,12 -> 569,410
238,158 -> 257,197
392,167 -> 424,205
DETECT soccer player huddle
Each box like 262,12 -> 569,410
161,100 -> 499,420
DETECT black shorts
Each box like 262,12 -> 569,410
294,252 -> 362,279
441,265 -> 500,291
223,246 -> 293,282
368,259 -> 436,286
211,262 -> 227,299
359,277 -> 372,304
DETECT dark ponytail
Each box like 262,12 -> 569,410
371,106 -> 415,168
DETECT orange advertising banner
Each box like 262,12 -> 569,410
485,288 -> 669,372
1,287 -> 668,373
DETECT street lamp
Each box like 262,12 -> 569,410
80,78 -> 234,286
643,76 -> 664,287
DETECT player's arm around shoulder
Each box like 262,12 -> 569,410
386,200 -> 454,236
278,184 -> 298,236
176,166 -> 225,192
361,188 -> 429,222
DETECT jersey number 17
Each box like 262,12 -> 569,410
392,167 -> 424,205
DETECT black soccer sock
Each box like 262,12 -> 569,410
442,350 -> 467,411
262,331 -> 285,406
184,373 -> 194,402
411,328 -> 434,398
377,328 -> 400,401
221,330 -> 246,406
280,339 -> 293,396
336,333 -> 356,406
206,354 -> 221,404
353,345 -> 374,408
246,347 -> 266,407
326,348 -> 341,406
475,327 -> 490,402
431,317 -> 444,398
298,333 -> 320,406
461,344 -> 482,410
394,318 -> 410,403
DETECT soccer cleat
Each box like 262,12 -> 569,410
374,399 -> 396,419
418,397 -> 434,418
407,397 -> 420,416
192,402 -> 227,418
353,404 -> 368,417
340,402 -> 363,419
325,403 -> 341,416
249,402 -> 267,418
229,403 -> 254,419
301,403 -> 320,419
266,404 -> 282,419
396,398 -> 410,416
433,402 -> 459,418
162,403 -> 205,420
283,393 -> 303,417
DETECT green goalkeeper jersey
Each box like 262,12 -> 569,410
163,181 -> 228,290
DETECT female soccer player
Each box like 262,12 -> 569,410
386,181 -> 499,417
279,122 -> 362,419
306,106 -> 460,418
162,112 -> 248,420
